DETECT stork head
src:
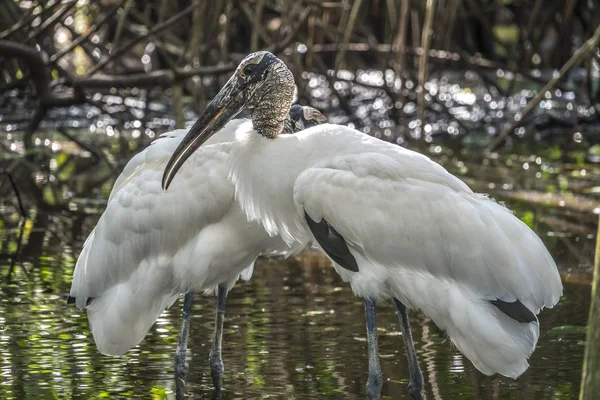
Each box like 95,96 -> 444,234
284,105 -> 327,133
162,51 -> 295,190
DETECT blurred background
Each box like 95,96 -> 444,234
1,0 -> 599,398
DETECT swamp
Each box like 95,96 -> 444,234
1,0 -> 599,399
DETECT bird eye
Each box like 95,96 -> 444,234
243,64 -> 257,76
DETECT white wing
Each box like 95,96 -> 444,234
70,121 -> 245,356
110,121 -> 241,202
294,150 -> 562,378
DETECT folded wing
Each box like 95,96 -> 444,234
294,150 -> 562,377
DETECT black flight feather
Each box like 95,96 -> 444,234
490,299 -> 536,323
304,211 -> 359,272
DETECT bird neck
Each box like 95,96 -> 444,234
250,74 -> 295,138
251,106 -> 284,139
229,130 -> 312,247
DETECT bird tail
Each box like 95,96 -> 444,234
86,283 -> 179,356
392,277 -> 539,378
69,229 -> 181,356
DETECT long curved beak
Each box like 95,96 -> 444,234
162,75 -> 246,191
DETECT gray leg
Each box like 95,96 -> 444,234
175,292 -> 194,400
393,298 -> 424,400
210,284 -> 228,392
364,298 -> 383,400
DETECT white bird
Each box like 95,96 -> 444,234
162,51 -> 563,400
68,104 -> 327,393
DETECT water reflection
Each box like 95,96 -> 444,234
0,246 -> 589,399
0,199 -> 591,399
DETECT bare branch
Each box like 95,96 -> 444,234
84,3 -> 200,77
48,1 -> 124,65
486,23 -> 600,153
72,64 -> 235,88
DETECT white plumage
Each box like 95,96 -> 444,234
226,122 -> 562,379
70,119 -> 297,356
158,51 -> 563,398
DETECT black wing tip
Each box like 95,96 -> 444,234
490,299 -> 536,323
304,211 -> 359,273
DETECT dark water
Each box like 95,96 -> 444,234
0,138 -> 597,400
0,213 -> 592,400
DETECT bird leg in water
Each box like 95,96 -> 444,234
364,298 -> 383,399
175,292 -> 194,399
393,298 -> 424,400
210,284 -> 228,392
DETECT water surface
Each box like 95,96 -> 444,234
0,221 -> 590,399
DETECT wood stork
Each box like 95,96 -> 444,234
68,104 -> 327,393
162,51 -> 563,400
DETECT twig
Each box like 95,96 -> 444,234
410,8 -> 420,50
48,2 -> 123,65
0,40 -> 85,108
251,0 -> 265,52
385,0 -> 397,33
485,23 -> 600,153
269,6 -> 313,54
313,54 -> 359,125
27,0 -> 78,42
186,0 -> 207,112
334,0 -> 364,71
392,0 -> 410,72
218,0 -> 233,63
111,0 -> 134,53
157,0 -> 169,25
241,3 -> 271,46
59,22 -> 104,63
443,0 -> 460,50
0,3 -> 38,40
418,0 -> 436,125
56,128 -> 105,163
5,172 -> 27,219
84,3 -> 199,77
3,171 -> 29,282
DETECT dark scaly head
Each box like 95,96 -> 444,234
162,51 -> 295,190
283,105 -> 327,133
